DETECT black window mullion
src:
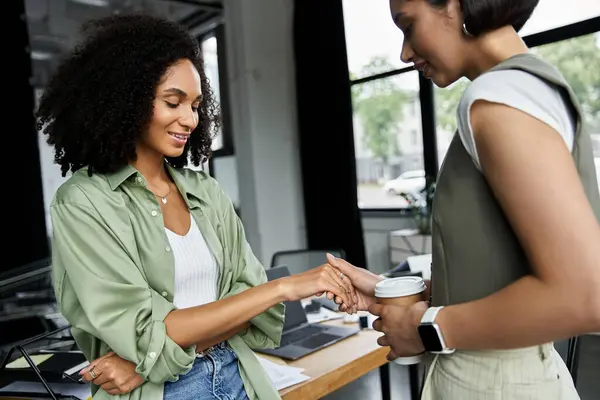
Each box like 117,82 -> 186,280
419,72 -> 438,183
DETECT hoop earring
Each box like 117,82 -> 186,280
462,22 -> 473,37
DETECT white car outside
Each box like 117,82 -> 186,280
383,169 -> 426,196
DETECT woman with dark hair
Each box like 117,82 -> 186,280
38,14 -> 356,400
327,0 -> 600,398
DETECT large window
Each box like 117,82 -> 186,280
344,0 -> 425,209
352,71 -> 423,209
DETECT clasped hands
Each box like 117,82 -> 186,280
324,254 -> 428,361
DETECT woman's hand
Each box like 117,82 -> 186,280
325,254 -> 383,312
80,352 -> 144,395
370,301 -> 428,361
277,263 -> 358,311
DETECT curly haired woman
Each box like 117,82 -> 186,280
38,14 -> 357,400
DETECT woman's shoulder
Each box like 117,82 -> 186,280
455,64 -> 575,170
51,167 -> 115,208
457,66 -> 571,135
460,68 -> 560,110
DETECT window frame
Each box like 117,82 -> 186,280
353,16 -> 600,214
197,24 -> 234,167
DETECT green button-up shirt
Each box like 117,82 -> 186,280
50,164 -> 285,400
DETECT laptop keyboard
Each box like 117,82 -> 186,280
280,325 -> 325,347
297,333 -> 340,349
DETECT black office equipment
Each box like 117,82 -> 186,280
304,301 -> 321,314
0,326 -> 88,400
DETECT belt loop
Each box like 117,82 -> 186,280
538,345 -> 546,361
538,343 -> 552,361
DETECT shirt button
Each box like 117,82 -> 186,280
161,291 -> 168,297
165,246 -> 171,252
151,210 -> 158,217
149,352 -> 156,359
136,177 -> 143,184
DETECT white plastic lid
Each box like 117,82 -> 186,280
392,353 -> 424,365
375,276 -> 426,298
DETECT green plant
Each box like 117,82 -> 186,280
400,181 -> 436,235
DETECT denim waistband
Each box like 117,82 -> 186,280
196,341 -> 229,358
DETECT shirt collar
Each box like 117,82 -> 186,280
106,164 -> 138,191
106,163 -> 209,208
166,163 -> 210,208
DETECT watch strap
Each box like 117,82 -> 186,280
419,306 -> 455,354
421,306 -> 444,324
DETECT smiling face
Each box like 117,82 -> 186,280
137,58 -> 202,159
389,0 -> 467,87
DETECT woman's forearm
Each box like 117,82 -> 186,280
437,275 -> 600,350
165,280 -> 285,348
196,322 -> 250,352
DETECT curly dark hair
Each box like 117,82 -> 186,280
36,13 -> 221,176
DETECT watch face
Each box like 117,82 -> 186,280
418,324 -> 444,352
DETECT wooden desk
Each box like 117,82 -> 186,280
260,319 -> 390,400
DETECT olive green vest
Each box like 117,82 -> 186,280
431,53 -> 600,306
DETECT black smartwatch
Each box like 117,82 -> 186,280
418,306 -> 455,354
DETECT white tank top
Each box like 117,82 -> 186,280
165,214 -> 220,309
457,69 -> 576,171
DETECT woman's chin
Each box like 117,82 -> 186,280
431,75 -> 450,88
431,72 -> 462,89
162,146 -> 186,158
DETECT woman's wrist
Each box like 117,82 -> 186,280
434,306 -> 456,349
270,278 -> 292,303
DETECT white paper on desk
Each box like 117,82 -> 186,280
407,253 -> 432,280
256,355 -> 310,390
0,381 -> 92,399
306,307 -> 343,324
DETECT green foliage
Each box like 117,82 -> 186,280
434,79 -> 468,134
533,33 -> 600,128
352,57 -> 413,163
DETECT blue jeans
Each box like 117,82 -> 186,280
164,342 -> 249,400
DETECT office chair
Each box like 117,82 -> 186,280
270,249 -> 346,275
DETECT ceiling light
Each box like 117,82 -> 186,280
31,50 -> 53,61
69,0 -> 109,7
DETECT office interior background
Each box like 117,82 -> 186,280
3,0 -> 600,399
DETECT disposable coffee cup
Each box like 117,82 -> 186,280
374,276 -> 426,365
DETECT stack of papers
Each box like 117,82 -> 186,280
407,253 -> 432,279
257,355 -> 310,390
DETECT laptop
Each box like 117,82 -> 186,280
253,265 -> 360,360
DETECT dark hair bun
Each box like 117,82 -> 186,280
462,0 -> 540,36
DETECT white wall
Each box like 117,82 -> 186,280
211,156 -> 239,207
223,0 -> 306,265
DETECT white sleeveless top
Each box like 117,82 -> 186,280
165,214 -> 220,309
457,69 -> 576,171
